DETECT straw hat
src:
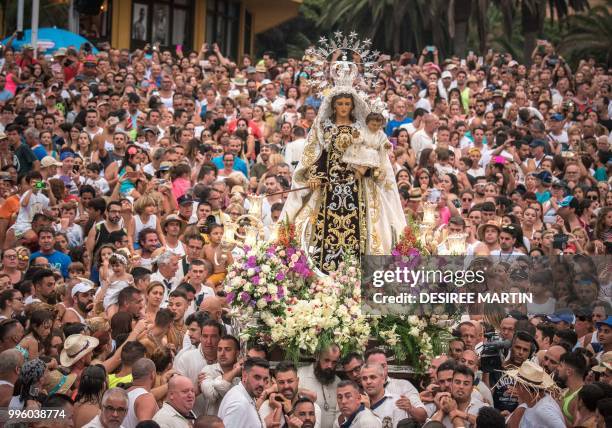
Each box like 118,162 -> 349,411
477,220 -> 501,242
60,334 -> 99,367
592,351 -> 612,373
500,360 -> 557,391
44,370 -> 77,396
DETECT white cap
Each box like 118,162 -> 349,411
71,282 -> 94,298
41,156 -> 62,168
260,79 -> 272,86
441,70 -> 453,79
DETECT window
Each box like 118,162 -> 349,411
206,0 -> 240,60
130,0 -> 193,50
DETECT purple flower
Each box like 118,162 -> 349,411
226,292 -> 236,304
246,256 -> 257,268
266,246 -> 276,255
264,294 -> 272,303
276,272 -> 286,281
240,292 -> 251,303
277,287 -> 285,299
252,275 -> 260,285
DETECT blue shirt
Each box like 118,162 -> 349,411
212,156 -> 248,177
30,250 -> 72,278
31,145 -> 48,161
536,190 -> 552,204
385,117 -> 413,136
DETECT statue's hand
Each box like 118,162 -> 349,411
307,176 -> 321,191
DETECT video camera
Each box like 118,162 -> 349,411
480,332 -> 511,373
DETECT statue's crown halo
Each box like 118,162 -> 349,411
306,31 -> 382,93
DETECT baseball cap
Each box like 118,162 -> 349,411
71,281 -> 94,297
41,156 -> 62,168
441,71 -> 452,79
177,195 -> 195,206
558,195 -> 575,208
535,170 -> 552,184
596,315 -> 612,329
159,161 -> 173,172
547,310 -> 576,325
529,139 -> 545,149
0,132 -> 8,141
550,113 -> 565,122
246,66 -> 257,74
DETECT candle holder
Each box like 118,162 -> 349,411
446,233 -> 468,255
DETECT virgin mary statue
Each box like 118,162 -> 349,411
280,55 -> 406,273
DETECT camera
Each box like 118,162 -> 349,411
553,234 -> 569,251
34,181 -> 46,190
199,215 -> 217,234
480,333 -> 511,373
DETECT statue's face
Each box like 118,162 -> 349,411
334,96 -> 353,120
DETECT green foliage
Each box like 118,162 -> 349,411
558,1 -> 612,66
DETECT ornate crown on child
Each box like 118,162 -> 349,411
305,31 -> 382,93
369,98 -> 387,114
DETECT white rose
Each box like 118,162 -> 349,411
267,284 -> 278,295
257,299 -> 267,309
261,265 -> 271,273
247,268 -> 255,276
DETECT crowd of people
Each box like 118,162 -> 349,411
0,29 -> 609,428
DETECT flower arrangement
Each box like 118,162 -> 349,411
224,220 -> 454,370
268,255 -> 371,361
371,314 -> 453,371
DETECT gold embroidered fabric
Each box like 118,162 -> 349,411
311,125 -> 364,273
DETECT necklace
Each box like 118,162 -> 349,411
321,386 -> 329,411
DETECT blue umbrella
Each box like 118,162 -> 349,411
1,27 -> 98,54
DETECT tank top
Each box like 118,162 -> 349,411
65,307 -> 85,323
562,386 -> 581,424
133,215 -> 157,244
124,387 -> 149,428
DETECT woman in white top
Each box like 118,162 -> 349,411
128,195 -> 165,250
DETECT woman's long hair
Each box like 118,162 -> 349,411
75,364 -> 107,405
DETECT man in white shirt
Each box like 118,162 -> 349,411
153,375 -> 197,428
149,251 -> 181,307
428,366 -> 487,428
218,357 -> 271,428
83,387 -> 129,428
284,126 -> 307,170
297,344 -> 342,428
334,380 -> 381,428
490,225 -> 524,258
365,348 -> 427,423
504,361 -> 565,428
174,319 -> 221,416
361,363 -> 411,427
260,361 -> 322,428
411,113 -> 438,161
257,82 -> 286,114
200,335 -> 242,416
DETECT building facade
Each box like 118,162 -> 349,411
80,0 -> 301,60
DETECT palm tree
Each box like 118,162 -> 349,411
318,0 -> 452,55
558,1 -> 612,66
496,0 -> 590,63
